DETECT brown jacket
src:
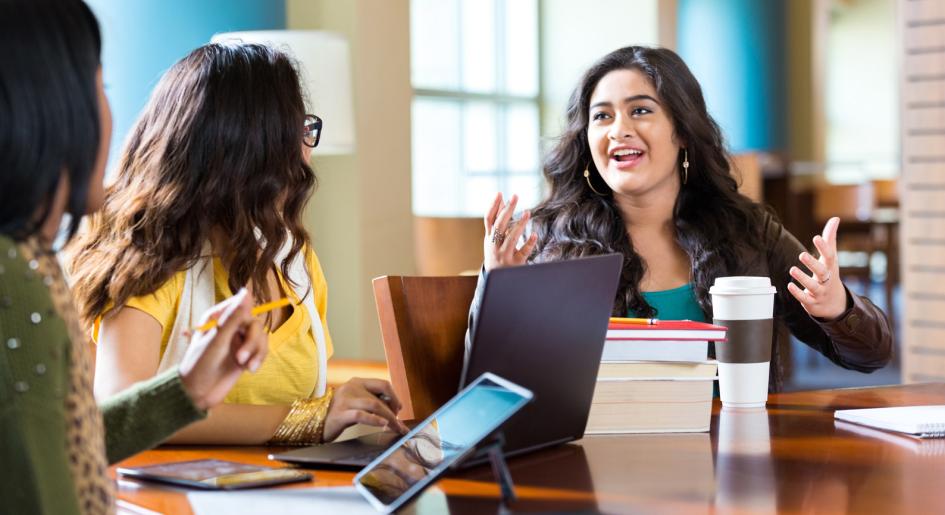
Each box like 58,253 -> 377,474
466,213 -> 893,392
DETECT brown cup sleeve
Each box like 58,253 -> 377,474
713,319 -> 773,364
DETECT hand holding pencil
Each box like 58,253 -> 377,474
178,288 -> 269,410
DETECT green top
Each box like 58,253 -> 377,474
633,283 -> 707,322
0,234 -> 206,514
634,283 -> 718,396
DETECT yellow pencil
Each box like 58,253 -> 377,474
610,317 -> 659,325
193,297 -> 291,333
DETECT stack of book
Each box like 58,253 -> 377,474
586,319 -> 726,434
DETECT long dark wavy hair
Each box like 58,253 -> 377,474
69,43 -> 316,324
531,46 -> 769,318
0,0 -> 101,242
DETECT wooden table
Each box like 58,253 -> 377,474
113,384 -> 945,514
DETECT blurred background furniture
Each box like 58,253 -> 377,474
731,152 -> 765,202
414,217 -> 484,276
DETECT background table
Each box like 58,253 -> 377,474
113,383 -> 945,514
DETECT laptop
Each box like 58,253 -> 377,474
271,253 -> 622,468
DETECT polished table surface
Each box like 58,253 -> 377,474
112,383 -> 945,514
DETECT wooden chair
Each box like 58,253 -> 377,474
871,178 -> 900,330
414,217 -> 484,276
872,178 -> 899,209
730,152 -> 765,202
372,275 -> 478,420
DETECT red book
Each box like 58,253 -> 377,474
606,320 -> 727,341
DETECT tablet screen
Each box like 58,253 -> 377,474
354,373 -> 532,512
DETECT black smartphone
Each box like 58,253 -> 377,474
118,459 -> 312,490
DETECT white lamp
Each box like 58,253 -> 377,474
211,30 -> 356,155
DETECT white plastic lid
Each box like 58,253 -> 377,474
709,276 -> 777,295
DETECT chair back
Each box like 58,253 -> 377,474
372,275 -> 478,420
872,178 -> 900,208
813,182 -> 875,223
414,217 -> 484,275
730,152 -> 764,202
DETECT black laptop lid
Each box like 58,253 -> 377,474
461,253 -> 622,456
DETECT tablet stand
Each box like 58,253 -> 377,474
482,433 -> 517,505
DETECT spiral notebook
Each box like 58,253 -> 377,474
834,405 -> 945,438
835,420 -> 945,457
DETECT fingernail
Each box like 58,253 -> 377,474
236,349 -> 250,365
249,358 -> 261,373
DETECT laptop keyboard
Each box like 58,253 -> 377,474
331,449 -> 384,464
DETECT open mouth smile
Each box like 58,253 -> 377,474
609,147 -> 645,169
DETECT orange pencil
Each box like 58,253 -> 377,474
193,297 -> 291,333
609,317 -> 659,325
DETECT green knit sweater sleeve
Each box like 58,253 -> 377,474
101,368 -> 206,463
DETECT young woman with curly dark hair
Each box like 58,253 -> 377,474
472,46 -> 891,391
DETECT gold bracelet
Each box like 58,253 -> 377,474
268,387 -> 334,446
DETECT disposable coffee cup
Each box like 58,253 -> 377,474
709,276 -> 776,408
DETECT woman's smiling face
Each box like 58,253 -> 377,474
586,68 -> 683,199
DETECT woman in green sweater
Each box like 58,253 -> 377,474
0,2 -> 270,513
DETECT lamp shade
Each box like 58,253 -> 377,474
211,30 -> 356,155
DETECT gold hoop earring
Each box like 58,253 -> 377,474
682,149 -> 689,185
584,168 -> 607,196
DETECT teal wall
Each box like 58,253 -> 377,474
677,0 -> 786,153
87,0 -> 286,173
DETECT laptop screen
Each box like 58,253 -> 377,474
459,254 -> 622,455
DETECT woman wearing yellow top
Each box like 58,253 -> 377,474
69,42 -> 408,445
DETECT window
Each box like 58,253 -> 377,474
410,0 -> 541,216
825,0 -> 898,183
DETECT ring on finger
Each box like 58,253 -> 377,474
818,270 -> 831,285
491,229 -> 507,246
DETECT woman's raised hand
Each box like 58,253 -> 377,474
483,192 -> 538,272
787,217 -> 849,320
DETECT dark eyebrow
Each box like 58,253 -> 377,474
589,95 -> 661,110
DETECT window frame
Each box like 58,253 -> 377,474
410,0 -> 543,217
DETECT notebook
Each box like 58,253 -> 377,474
833,405 -> 945,438
600,340 -> 708,362
606,320 -> 727,341
834,420 -> 945,457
